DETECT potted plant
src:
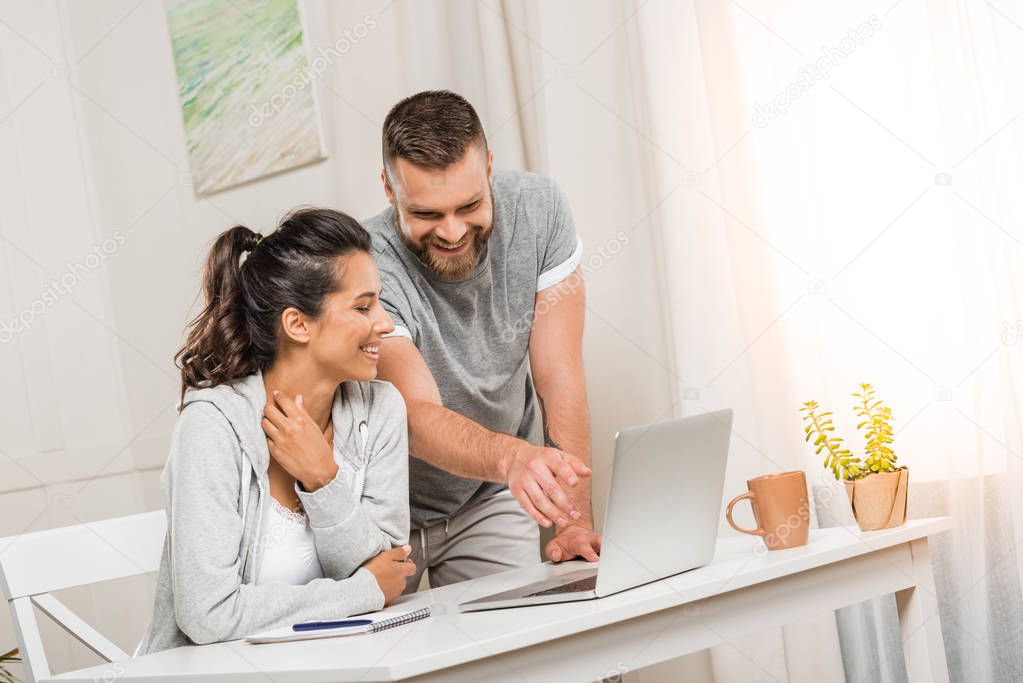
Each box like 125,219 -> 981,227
0,648 -> 20,683
801,383 -> 909,531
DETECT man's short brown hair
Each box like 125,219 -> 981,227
382,90 -> 488,172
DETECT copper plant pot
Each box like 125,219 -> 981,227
844,466 -> 908,531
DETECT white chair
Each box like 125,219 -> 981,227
0,511 -> 166,683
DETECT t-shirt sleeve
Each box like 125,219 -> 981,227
537,179 -> 583,292
379,268 -> 420,344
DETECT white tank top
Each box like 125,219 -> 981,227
252,496 -> 325,586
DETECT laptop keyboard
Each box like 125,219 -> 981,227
525,574 -> 598,597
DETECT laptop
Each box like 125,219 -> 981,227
459,409 -> 733,612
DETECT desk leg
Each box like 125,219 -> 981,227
895,537 -> 949,683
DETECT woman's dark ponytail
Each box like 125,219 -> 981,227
174,226 -> 262,404
174,208 -> 371,406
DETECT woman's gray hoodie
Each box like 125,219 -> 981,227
137,371 -> 409,654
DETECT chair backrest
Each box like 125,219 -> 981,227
0,510 -> 166,683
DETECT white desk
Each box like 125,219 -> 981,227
52,517 -> 951,683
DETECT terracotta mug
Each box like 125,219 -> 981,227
725,471 -> 810,551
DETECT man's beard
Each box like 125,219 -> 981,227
401,221 -> 493,281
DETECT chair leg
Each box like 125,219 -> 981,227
10,597 -> 49,683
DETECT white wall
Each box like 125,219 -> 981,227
0,0 -> 678,678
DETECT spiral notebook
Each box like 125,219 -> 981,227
245,606 -> 432,644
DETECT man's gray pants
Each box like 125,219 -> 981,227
403,490 -> 540,593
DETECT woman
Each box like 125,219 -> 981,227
138,208 -> 414,654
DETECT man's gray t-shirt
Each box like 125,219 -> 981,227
363,170 -> 582,529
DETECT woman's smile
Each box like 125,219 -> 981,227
359,341 -> 381,362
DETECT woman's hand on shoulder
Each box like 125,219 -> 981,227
261,390 -> 339,492
362,545 -> 415,605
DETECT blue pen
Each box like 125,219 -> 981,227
292,618 -> 373,632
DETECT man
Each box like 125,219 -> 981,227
364,90 -> 600,591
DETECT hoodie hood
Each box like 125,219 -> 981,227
180,371 -> 273,476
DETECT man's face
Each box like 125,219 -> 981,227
382,146 -> 494,280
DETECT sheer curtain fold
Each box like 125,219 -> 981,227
628,0 -> 849,679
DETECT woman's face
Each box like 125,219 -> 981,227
307,250 -> 394,382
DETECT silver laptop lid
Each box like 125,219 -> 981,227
595,409 -> 733,597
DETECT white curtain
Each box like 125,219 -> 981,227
629,0 -> 1023,681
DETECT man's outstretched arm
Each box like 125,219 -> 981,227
529,267 -> 601,562
376,335 -> 590,529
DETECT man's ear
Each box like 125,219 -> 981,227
381,169 -> 395,207
486,149 -> 493,181
280,307 -> 312,345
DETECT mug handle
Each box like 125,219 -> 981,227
725,492 -> 763,536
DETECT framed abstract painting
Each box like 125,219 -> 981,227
165,0 -> 327,195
